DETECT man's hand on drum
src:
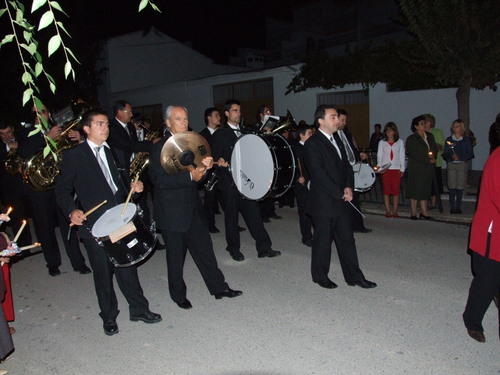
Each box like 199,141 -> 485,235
360,152 -> 368,161
297,176 -> 306,184
342,187 -> 353,202
131,180 -> 144,193
70,209 -> 86,226
217,158 -> 229,168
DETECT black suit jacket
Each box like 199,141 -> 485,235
149,134 -> 206,232
303,131 -> 354,218
55,141 -> 128,231
108,118 -> 153,169
210,124 -> 241,190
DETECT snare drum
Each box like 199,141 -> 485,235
91,203 -> 157,267
353,162 -> 376,192
230,134 -> 295,200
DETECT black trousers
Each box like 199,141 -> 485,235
295,183 -> 312,243
463,251 -> 500,333
82,237 -> 149,321
160,210 -> 228,303
27,189 -> 86,269
218,184 -> 272,255
310,203 -> 364,284
203,187 -> 218,228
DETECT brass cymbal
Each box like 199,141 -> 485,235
160,131 -> 211,173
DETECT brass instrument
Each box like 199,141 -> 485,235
271,110 -> 297,135
4,150 -> 23,174
129,129 -> 159,180
23,102 -> 90,191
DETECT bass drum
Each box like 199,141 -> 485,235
353,162 -> 376,192
230,134 -> 295,200
91,203 -> 157,267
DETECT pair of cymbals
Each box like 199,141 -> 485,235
160,132 -> 211,173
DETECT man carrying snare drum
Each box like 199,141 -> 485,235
55,108 -> 161,336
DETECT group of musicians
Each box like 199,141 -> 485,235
0,98 -> 379,337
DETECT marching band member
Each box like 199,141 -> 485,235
55,108 -> 161,335
149,105 -> 241,310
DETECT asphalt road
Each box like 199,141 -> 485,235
3,207 -> 499,375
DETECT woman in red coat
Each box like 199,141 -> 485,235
463,146 -> 500,343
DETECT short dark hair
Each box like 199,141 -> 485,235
81,108 -> 108,129
112,100 -> 130,115
223,99 -> 240,113
0,120 -> 12,131
337,109 -> 348,117
296,123 -> 311,137
374,123 -> 381,129
411,115 -> 426,132
204,107 -> 219,125
313,105 -> 336,127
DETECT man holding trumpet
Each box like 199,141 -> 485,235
55,108 -> 161,336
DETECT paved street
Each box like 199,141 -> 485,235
3,206 -> 499,375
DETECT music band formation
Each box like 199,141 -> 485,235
2,98 -> 495,346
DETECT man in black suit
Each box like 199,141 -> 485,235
292,123 -> 313,247
337,109 -> 372,233
303,105 -> 376,290
211,99 -> 281,262
55,108 -> 161,335
17,105 -> 91,276
199,107 -> 222,233
149,105 -> 241,310
0,121 -> 32,247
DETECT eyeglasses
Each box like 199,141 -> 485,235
121,109 -> 133,114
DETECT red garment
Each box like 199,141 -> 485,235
0,234 -> 14,321
381,169 -> 401,196
469,148 -> 500,262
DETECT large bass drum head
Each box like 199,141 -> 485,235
92,203 -> 137,238
230,134 -> 274,200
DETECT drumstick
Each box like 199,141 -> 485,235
70,200 -> 108,226
297,159 -> 303,178
347,200 -> 366,218
121,176 -> 139,216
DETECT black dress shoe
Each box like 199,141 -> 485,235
348,279 -> 377,288
419,213 -> 435,220
270,215 -> 282,220
262,217 -> 271,223
467,329 -> 485,343
130,310 -> 162,323
74,264 -> 92,274
229,250 -> 245,261
176,299 -> 193,310
48,266 -> 61,277
258,249 -> 281,258
103,320 -> 119,336
209,226 -> 220,233
237,226 -> 246,232
156,242 -> 167,250
316,279 -> 338,289
410,215 -> 418,220
354,227 -> 372,233
302,239 -> 313,247
214,288 -> 243,300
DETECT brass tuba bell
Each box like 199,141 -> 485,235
271,110 -> 297,135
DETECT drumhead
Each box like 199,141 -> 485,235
231,134 -> 274,200
92,203 -> 137,238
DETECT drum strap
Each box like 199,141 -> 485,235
95,146 -> 117,194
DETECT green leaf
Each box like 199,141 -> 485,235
49,2 -> 68,16
35,62 -> 43,77
56,21 -> 70,37
42,145 -> 51,158
15,7 -> 23,22
152,4 -> 162,13
22,88 -> 34,106
38,10 -> 54,31
28,125 -> 42,137
33,97 -> 43,110
34,51 -> 42,62
0,9 -> 8,18
47,34 -> 61,56
23,30 -> 31,43
28,42 -> 37,55
138,0 -> 148,12
65,47 -> 80,64
0,34 -> 14,45
64,60 -> 72,79
49,82 -> 56,93
45,73 -> 55,84
21,72 -> 32,84
31,0 -> 47,13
